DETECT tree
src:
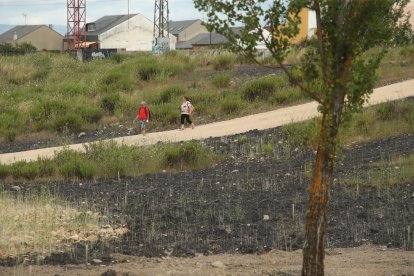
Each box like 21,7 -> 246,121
193,0 -> 411,275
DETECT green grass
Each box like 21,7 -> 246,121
0,46 -> 412,143
0,140 -> 221,182
341,153 -> 414,187
281,99 -> 414,148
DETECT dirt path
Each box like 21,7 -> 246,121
1,79 -> 413,165
1,245 -> 413,276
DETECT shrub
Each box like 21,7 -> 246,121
86,141 -> 132,177
101,70 -> 133,92
100,93 -> 120,114
271,87 -> 303,105
103,71 -> 123,85
10,161 -> 39,180
138,63 -> 159,81
212,55 -> 235,71
243,76 -> 280,101
78,105 -> 103,123
375,102 -> 396,121
37,157 -> 56,177
281,119 -> 320,148
151,103 -> 179,126
111,53 -> 128,63
61,82 -> 86,97
261,143 -> 273,155
160,141 -> 217,169
32,70 -> 49,81
53,113 -> 82,133
220,93 -> 244,115
158,86 -> 186,104
56,149 -> 95,179
0,164 -> 9,180
212,74 -> 231,88
0,110 -> 21,142
30,100 -> 69,123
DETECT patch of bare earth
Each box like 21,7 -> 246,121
1,245 -> 413,276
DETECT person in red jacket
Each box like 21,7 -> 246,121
133,101 -> 150,136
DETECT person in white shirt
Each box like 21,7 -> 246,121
180,96 -> 195,130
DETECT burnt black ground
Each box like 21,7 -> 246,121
1,127 -> 413,265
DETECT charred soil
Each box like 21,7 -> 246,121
1,128 -> 413,266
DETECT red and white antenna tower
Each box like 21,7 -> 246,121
66,0 -> 87,50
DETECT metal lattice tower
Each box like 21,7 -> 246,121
153,0 -> 169,38
67,0 -> 87,49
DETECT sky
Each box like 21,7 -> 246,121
0,0 -> 204,26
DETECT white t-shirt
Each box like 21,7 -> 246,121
181,101 -> 193,115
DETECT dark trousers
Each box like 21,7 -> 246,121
181,114 -> 192,125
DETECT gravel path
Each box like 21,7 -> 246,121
1,79 -> 413,165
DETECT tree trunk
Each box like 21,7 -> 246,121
302,111 -> 338,276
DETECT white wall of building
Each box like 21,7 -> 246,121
308,10 -> 317,39
99,14 -> 176,51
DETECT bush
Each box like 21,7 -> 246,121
30,100 -> 69,124
78,105 -> 103,123
160,140 -> 216,169
53,113 -> 82,133
151,103 -> 179,126
111,53 -> 128,64
138,63 -> 159,81
86,141 -> 132,177
100,93 -> 120,115
0,164 -> 9,180
56,149 -> 95,179
281,119 -> 320,148
102,71 -> 133,92
61,82 -> 86,97
158,86 -> 186,104
243,76 -> 280,101
271,87 -> 303,105
212,74 -> 231,88
10,161 -> 39,180
220,93 -> 244,115
0,110 -> 22,142
37,157 -> 56,177
375,102 -> 397,121
212,55 -> 235,71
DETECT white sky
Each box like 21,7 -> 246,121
0,0 -> 204,26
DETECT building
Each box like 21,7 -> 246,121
178,27 -> 271,51
0,25 -> 63,51
81,14 -> 176,52
405,1 -> 414,30
168,19 -> 208,42
290,8 -> 317,43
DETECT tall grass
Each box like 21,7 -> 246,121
0,191 -> 102,258
281,99 -> 414,148
0,140 -> 221,182
341,153 -> 414,187
0,47 -> 411,142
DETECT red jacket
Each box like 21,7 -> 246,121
138,107 -> 150,120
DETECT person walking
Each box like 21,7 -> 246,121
133,101 -> 150,136
180,96 -> 195,130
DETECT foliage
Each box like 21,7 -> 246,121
0,42 -> 37,56
193,0 -> 412,274
100,93 -> 120,115
212,55 -> 236,70
158,86 -> 186,104
0,140 -> 220,181
211,74 -> 231,88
